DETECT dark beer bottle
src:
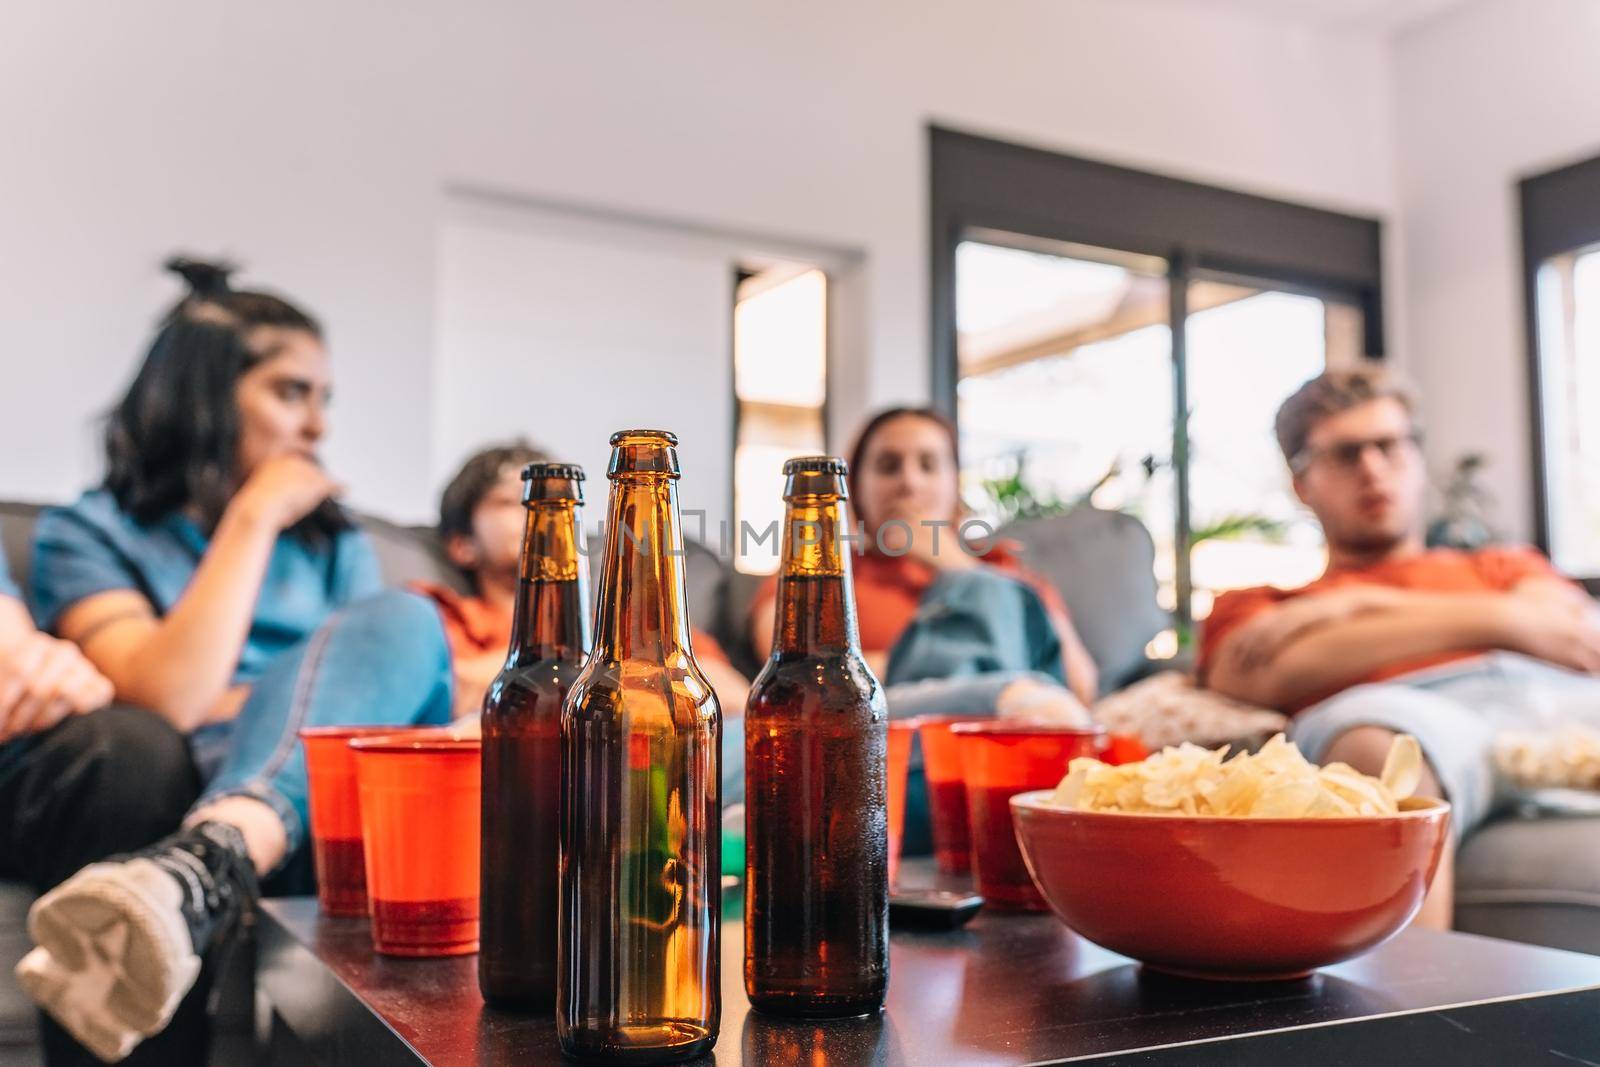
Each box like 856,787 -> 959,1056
479,463 -> 591,1010
745,456 -> 889,1018
558,429 -> 721,1063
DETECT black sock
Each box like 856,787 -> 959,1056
127,822 -> 259,955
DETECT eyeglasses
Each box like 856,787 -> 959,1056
1291,431 -> 1422,476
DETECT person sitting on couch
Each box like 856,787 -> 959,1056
16,257 -> 462,1062
413,439 -> 752,720
746,406 -> 1098,719
0,555 -> 171,898
1,550 -> 215,1067
1,549 -> 209,1067
1200,365 -> 1600,930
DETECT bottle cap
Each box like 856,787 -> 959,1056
782,456 -> 848,476
782,455 -> 849,498
522,462 -> 586,482
521,462 -> 585,504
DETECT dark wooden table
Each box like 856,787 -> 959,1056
257,866 -> 1600,1065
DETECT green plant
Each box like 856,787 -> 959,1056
1427,452 -> 1497,549
977,453 -> 1288,548
976,452 -> 1074,525
1189,513 -> 1289,546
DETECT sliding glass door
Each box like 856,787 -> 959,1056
932,128 -> 1384,647
952,231 -> 1367,640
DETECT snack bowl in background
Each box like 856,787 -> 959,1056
1009,792 -> 1451,980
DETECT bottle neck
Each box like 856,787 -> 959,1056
772,495 -> 862,656
507,500 -> 590,662
592,474 -> 693,661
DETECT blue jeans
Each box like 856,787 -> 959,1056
195,590 -> 455,862
1291,652 -> 1600,840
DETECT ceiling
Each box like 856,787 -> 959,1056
1185,0 -> 1474,32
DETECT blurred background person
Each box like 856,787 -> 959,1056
414,439 -> 753,721
748,406 -> 1098,717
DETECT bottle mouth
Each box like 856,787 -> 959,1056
608,429 -> 681,478
609,429 -> 679,447
524,481 -> 584,504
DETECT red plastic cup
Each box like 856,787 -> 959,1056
951,723 -> 1104,911
887,721 -> 915,889
300,725 -> 422,917
916,716 -> 991,875
351,731 -> 482,956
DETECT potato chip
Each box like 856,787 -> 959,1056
1046,732 -> 1422,818
1251,780 -> 1325,818
1380,734 -> 1423,800
1494,727 -> 1600,790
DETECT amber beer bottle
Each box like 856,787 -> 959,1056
558,430 -> 721,1062
745,456 -> 889,1017
479,463 -> 591,1010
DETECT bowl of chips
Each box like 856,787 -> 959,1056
1010,734 -> 1451,981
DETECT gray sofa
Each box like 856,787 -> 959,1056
2,500 -> 1598,1062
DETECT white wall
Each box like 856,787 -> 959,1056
0,0 -> 1398,522
433,199 -> 735,528
1393,0 -> 1600,541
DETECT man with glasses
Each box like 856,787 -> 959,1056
1200,366 -> 1600,929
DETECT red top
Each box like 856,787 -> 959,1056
750,541 -> 1073,658
410,581 -> 732,665
1197,546 -> 1565,710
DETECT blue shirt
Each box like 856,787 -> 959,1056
0,555 -> 18,602
30,490 -> 383,685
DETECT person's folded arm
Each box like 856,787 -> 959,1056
1206,591 -> 1515,710
0,595 -> 32,649
56,504 -> 282,732
51,456 -> 342,732
1513,575 -> 1598,613
0,595 -> 116,742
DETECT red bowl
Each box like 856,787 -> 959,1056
1010,791 -> 1451,981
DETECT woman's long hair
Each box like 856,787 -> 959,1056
103,256 -> 350,542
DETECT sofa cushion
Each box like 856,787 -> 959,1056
999,508 -> 1171,694
0,501 -> 44,598
0,880 -> 38,1051
357,513 -> 466,592
1455,814 -> 1600,955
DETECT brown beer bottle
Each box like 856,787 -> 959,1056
558,430 -> 721,1062
479,462 -> 591,1010
745,456 -> 889,1017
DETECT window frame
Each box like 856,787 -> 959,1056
929,125 -> 1386,626
1520,151 -> 1600,588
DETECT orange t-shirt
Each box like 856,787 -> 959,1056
1197,546 -> 1564,710
410,581 -> 731,665
750,542 -> 1072,658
